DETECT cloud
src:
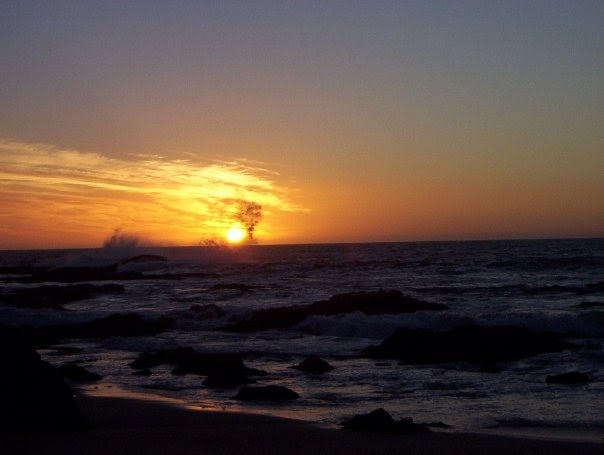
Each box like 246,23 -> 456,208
0,138 -> 302,247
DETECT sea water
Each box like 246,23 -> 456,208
1,239 -> 602,440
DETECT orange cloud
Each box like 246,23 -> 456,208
0,139 -> 302,249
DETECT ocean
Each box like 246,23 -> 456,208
1,238 -> 603,441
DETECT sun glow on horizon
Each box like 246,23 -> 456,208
225,226 -> 246,244
0,138 -> 303,249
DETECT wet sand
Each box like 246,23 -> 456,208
1,394 -> 601,454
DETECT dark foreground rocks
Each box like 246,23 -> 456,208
341,408 -> 431,434
0,328 -> 87,431
574,301 -> 604,309
232,385 -> 300,401
0,283 -> 125,310
2,264 -> 216,284
291,356 -> 333,373
546,372 -> 589,384
59,363 -> 103,382
16,264 -> 144,283
365,325 -> 573,364
187,303 -> 226,319
129,347 -> 267,387
223,290 -> 447,332
19,313 -> 173,347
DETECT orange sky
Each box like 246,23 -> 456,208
1,3 -> 603,249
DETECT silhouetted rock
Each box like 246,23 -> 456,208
1,283 -> 125,310
365,325 -> 572,364
187,303 -> 225,319
291,356 -> 333,373
341,408 -> 430,434
232,385 -> 300,401
203,370 -> 253,387
23,265 -> 143,283
52,346 -> 84,356
0,327 -> 87,431
223,290 -> 446,332
423,421 -> 452,429
312,290 -> 447,316
574,301 -> 604,309
6,265 -> 218,284
129,347 -> 266,386
132,368 -> 152,376
546,372 -> 589,384
59,363 -> 102,382
0,265 -> 45,275
20,313 -> 173,346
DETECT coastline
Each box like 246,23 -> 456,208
1,392 -> 601,454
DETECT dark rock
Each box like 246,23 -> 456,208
0,327 -> 87,431
187,304 -> 225,319
120,255 -> 167,264
546,372 -> 589,384
132,368 -> 152,376
291,356 -> 333,373
203,370 -> 253,387
574,301 -> 604,309
365,325 -> 572,364
422,421 -> 452,429
129,348 -> 266,386
341,408 -> 430,434
223,290 -> 446,332
222,306 -> 307,332
23,265 -> 143,283
1,283 -> 125,310
4,264 -> 219,284
20,313 -> 173,346
232,385 -> 300,401
312,290 -> 447,316
0,265 -> 46,275
59,363 -> 102,382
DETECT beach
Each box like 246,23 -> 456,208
1,393 -> 601,454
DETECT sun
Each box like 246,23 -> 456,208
225,226 -> 246,244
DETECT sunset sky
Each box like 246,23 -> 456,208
1,1 -> 603,249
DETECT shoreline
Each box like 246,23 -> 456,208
2,392 -> 601,454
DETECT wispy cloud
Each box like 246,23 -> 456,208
0,138 -> 302,247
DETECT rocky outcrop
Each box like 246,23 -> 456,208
365,325 -> 572,364
19,313 -> 173,347
223,290 -> 447,332
291,356 -> 333,373
4,264 -> 216,284
59,363 -> 102,382
574,301 -> 604,309
0,327 -> 87,430
129,347 -> 266,387
187,304 -> 225,319
232,385 -> 300,401
341,408 -> 430,434
21,265 -> 143,283
0,283 -> 125,310
546,372 -> 589,384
